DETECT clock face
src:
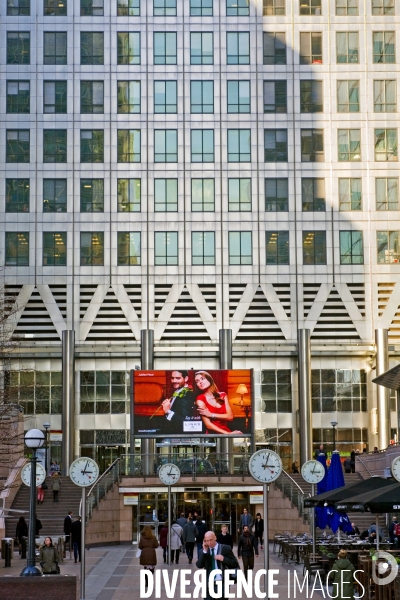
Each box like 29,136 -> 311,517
21,463 -> 46,487
249,450 -> 283,484
391,457 -> 400,482
158,463 -> 181,485
301,460 -> 325,484
69,458 -> 100,488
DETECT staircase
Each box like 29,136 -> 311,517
5,476 -> 82,539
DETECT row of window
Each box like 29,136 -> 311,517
6,0 -> 398,18
5,229 -> 397,267
4,127 -> 398,163
6,79 -> 398,115
5,177 -> 400,214
4,31 -> 398,66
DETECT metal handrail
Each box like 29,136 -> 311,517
86,458 -> 121,520
355,455 -> 374,477
274,470 -> 309,522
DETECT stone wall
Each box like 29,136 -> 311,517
1,575 -> 77,600
85,484 -> 132,546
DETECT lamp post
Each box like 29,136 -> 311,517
43,422 -> 50,474
331,421 -> 338,452
21,428 -> 45,577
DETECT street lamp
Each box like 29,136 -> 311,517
21,428 -> 45,577
331,421 -> 338,452
43,422 -> 50,474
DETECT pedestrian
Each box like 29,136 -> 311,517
343,457 -> 351,473
292,460 -> 300,474
177,512 -> 187,529
238,524 -> 258,575
394,520 -> 400,548
196,530 -> 239,600
138,525 -> 158,591
350,449 -> 356,473
390,516 -> 399,546
183,517 -> 197,564
51,473 -> 61,502
195,515 -> 207,557
64,511 -> 73,548
238,507 -> 253,533
349,522 -> 360,536
36,516 -> 42,536
70,516 -> 82,563
169,520 -> 183,564
331,549 -> 355,600
49,461 -> 60,475
216,524 -> 233,548
37,483 -> 45,504
159,521 -> 168,563
253,512 -> 264,551
16,516 -> 28,555
314,444 -> 328,459
39,536 -> 60,574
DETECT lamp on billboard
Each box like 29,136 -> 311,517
235,383 -> 251,429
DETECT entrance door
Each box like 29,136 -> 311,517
97,446 -> 122,473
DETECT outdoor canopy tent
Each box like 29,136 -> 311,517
335,481 -> 400,513
304,477 -> 395,508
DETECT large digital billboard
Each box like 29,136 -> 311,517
131,369 -> 253,437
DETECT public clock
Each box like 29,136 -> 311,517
391,456 -> 400,482
158,463 -> 181,485
301,460 -> 325,484
21,462 -> 46,487
249,449 -> 283,484
69,457 -> 100,487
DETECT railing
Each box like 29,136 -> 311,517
86,458 -> 121,521
274,471 -> 309,522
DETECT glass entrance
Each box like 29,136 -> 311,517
96,446 -> 122,472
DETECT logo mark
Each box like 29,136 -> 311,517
371,551 -> 398,586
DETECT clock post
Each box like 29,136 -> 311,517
300,460 -> 325,557
158,463 -> 181,567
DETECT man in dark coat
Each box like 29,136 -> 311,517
71,516 -> 82,563
64,511 -> 73,547
216,524 -> 233,548
161,370 -> 202,434
195,516 -> 207,557
238,508 -> 253,533
196,531 -> 238,600
238,525 -> 258,575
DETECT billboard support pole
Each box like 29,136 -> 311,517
167,485 -> 171,566
219,329 -> 232,369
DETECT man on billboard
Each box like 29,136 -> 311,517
161,370 -> 203,434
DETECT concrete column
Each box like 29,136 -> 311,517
142,438 -> 156,476
220,438 -> 234,474
298,329 -> 312,465
375,329 -> 390,449
219,329 -> 232,369
61,330 -> 75,475
141,329 -> 154,370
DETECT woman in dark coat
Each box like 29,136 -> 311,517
159,521 -> 168,563
39,536 -> 60,574
138,525 -> 158,587
331,549 -> 355,600
16,516 -> 28,554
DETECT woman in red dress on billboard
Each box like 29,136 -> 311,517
194,371 -> 242,435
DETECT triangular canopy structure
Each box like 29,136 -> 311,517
335,482 -> 400,513
304,477 -> 395,508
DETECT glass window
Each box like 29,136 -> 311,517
6,179 -> 29,213
117,32 -> 140,65
227,0 -> 249,15
300,0 -> 321,14
191,81 -> 214,114
7,32 -> 30,65
261,370 -> 292,413
117,0 -> 140,15
376,178 -> 398,210
336,0 -> 358,14
7,82 -> 30,116
43,81 -> 67,113
191,179 -> 215,212
374,128 -> 398,161
7,0 -> 30,15
81,0 -> 104,15
377,231 -> 400,263
43,130 -> 67,163
6,130 -> 30,163
374,80 -> 396,112
80,179 -> 104,212
263,80 -> 286,113
300,80 -> 323,112
43,232 -> 67,266
266,232 -> 289,265
154,179 -> 178,211
300,32 -> 322,64
44,32 -> 67,65
154,130 -> 177,162
80,130 -> 104,162
312,370 -> 367,413
301,129 -> 324,162
117,232 -> 141,265
154,0 -> 176,15
117,130 -> 141,162
263,32 -> 286,65
226,32 -> 250,65
5,232 -> 29,266
118,81 -> 140,113
336,32 -> 359,63
44,0 -> 67,15
80,232 -> 104,266
373,32 -> 395,63
339,178 -> 362,211
263,0 -> 285,15
192,232 -> 215,265
81,32 -> 104,65
228,81 -> 250,113
228,232 -> 252,265
117,179 -> 141,212
154,81 -> 177,114
43,179 -> 67,212
228,129 -> 251,162
265,178 -> 288,212
340,231 -> 363,264
372,0 -> 394,14
80,81 -> 104,114
338,129 -> 361,161
303,231 -> 327,265
154,232 -> 178,265
191,32 -> 213,65
190,0 -> 212,15
191,130 -> 214,162
302,178 -> 325,211
154,32 -> 177,65
228,179 -> 251,211
337,80 -> 359,112
264,129 -> 288,162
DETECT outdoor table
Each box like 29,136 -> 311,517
290,542 -> 308,564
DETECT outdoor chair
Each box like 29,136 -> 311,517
303,555 -> 326,583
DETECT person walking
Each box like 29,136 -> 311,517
177,513 -> 187,528
350,449 -> 356,473
64,511 -> 73,549
330,549 -> 355,599
138,525 -> 158,591
37,483 -> 45,504
182,517 -> 197,564
216,525 -> 233,548
70,516 -> 82,563
195,515 -> 207,557
196,530 -> 238,600
16,516 -> 28,555
51,473 -> 61,502
35,516 -> 42,536
169,520 -> 183,564
253,513 -> 264,551
39,536 -> 60,574
238,525 -> 258,575
238,508 -> 253,534
159,521 -> 168,563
